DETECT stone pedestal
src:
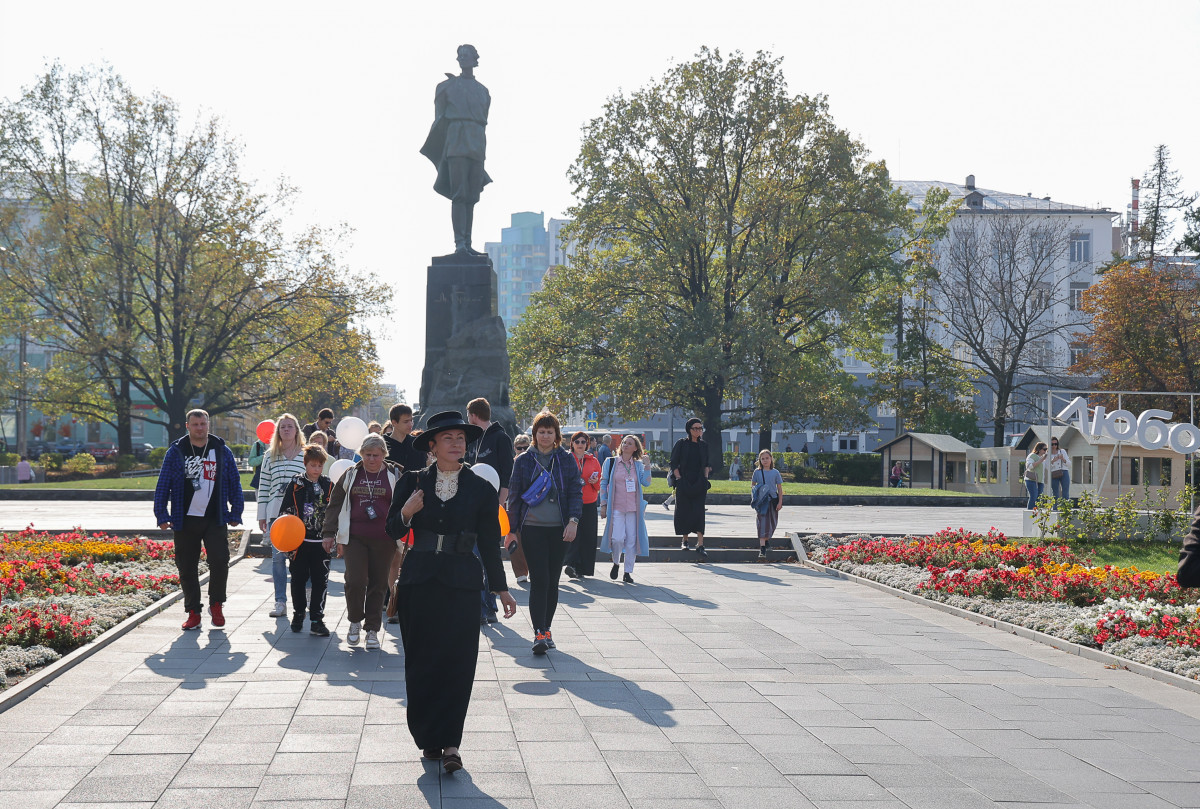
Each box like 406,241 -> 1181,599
417,253 -> 517,436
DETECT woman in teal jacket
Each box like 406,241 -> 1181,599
598,435 -> 652,583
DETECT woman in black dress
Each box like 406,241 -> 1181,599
385,411 -> 518,774
669,417 -> 711,559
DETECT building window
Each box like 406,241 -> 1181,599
1069,344 -> 1087,368
1068,282 -> 1089,310
1032,283 -> 1052,311
1070,231 -> 1092,263
876,403 -> 896,419
838,436 -> 858,451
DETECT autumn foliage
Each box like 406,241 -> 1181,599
1072,261 -> 1200,414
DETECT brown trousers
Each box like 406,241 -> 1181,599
507,532 -> 529,578
343,534 -> 395,631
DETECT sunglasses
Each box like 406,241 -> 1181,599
573,438 -> 588,444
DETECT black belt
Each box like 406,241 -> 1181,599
409,528 -> 477,555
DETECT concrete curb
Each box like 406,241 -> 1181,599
787,533 -> 1200,697
0,528 -> 252,713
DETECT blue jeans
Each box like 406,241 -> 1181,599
1025,480 -> 1044,510
1051,470 -> 1071,501
267,520 -> 289,603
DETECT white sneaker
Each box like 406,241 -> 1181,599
515,575 -> 529,583
347,622 -> 361,644
365,630 -> 380,650
268,601 -> 286,617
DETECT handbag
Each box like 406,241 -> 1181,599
1051,470 -> 1063,479
521,455 -> 555,506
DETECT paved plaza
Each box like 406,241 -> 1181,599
0,499 -> 1027,539
2,554 -> 1200,808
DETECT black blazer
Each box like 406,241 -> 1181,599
386,463 -> 508,592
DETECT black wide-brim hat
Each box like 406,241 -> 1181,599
414,410 -> 483,453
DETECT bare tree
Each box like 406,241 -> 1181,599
932,214 -> 1085,446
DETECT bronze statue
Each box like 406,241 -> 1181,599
420,44 -> 492,255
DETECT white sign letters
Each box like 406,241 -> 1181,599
1057,397 -> 1200,454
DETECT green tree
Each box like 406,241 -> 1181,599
0,64 -> 386,443
1137,144 -> 1195,265
510,48 -> 916,468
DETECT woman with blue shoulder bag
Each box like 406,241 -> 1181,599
507,411 -> 582,655
599,435 -> 652,583
751,450 -> 784,558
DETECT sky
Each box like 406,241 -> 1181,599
3,0 -> 1197,404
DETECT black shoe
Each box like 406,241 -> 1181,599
610,563 -> 619,580
758,548 -> 768,559
486,611 -> 499,624
697,547 -> 708,560
532,631 -> 549,655
680,538 -> 690,550
564,565 -> 579,580
763,539 -> 770,551
309,620 -> 330,637
290,613 -> 304,633
387,614 -> 399,625
623,572 -> 634,584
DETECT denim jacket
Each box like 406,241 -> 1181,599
506,446 -> 582,533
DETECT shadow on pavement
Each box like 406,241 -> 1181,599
483,622 -> 677,727
144,631 -> 248,690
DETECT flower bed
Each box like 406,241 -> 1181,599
0,527 -> 192,688
807,529 -> 1200,681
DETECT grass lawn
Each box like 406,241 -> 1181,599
1025,537 -> 1182,575
643,478 -> 991,497
1,472 -> 256,491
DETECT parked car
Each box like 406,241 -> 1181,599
83,442 -> 119,462
53,440 -> 83,455
133,443 -> 156,461
24,440 -> 50,460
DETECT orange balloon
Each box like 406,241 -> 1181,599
498,505 -> 510,536
271,514 -> 306,552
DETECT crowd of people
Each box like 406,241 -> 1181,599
151,400 -> 789,773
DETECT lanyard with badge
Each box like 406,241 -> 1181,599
621,459 -> 636,493
362,473 -> 381,520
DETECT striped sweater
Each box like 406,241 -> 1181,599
257,449 -> 307,521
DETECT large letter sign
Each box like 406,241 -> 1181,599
1057,397 -> 1200,454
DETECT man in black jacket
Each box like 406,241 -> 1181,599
466,398 -> 523,614
384,403 -> 426,472
1179,505 -> 1200,588
466,398 -> 513,504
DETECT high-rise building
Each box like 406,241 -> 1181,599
486,212 -> 577,331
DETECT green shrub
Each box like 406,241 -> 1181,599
114,454 -> 138,473
230,443 -> 250,458
0,452 -> 18,467
147,447 -> 167,467
812,452 -> 880,486
41,452 -> 65,471
65,453 -> 97,475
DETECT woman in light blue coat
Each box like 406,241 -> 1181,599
599,435 -> 652,583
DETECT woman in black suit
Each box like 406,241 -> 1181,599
386,411 -> 518,774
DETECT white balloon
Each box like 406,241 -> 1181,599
472,463 -> 500,492
335,417 -> 369,452
329,458 -> 354,482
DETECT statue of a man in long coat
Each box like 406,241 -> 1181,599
420,44 -> 492,255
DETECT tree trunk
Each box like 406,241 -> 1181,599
991,389 -> 1010,447
115,378 -> 132,456
701,395 -> 725,472
758,423 -> 772,452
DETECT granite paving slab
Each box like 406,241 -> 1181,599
1,557 -> 1199,807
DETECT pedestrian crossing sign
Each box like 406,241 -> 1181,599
586,419 -> 598,431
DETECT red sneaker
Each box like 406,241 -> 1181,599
208,603 -> 225,628
182,610 -> 202,631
